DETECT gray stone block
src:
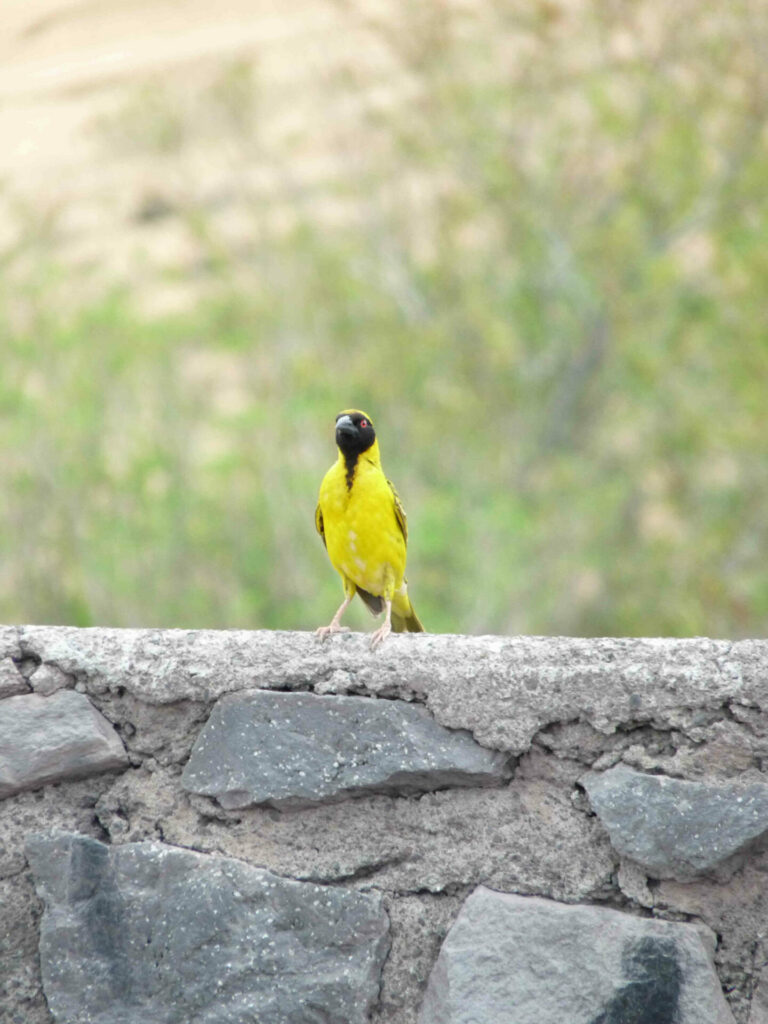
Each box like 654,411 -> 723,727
26,831 -> 390,1024
582,764 -> 768,879
0,658 -> 28,700
181,689 -> 510,809
0,691 -> 127,799
419,887 -> 734,1024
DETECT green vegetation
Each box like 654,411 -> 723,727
2,1 -> 767,636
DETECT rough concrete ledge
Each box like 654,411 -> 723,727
7,626 -> 768,748
2,627 -> 768,1024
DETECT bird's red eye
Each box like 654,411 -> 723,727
359,419 -> 368,428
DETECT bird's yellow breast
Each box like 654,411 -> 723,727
318,457 -> 406,597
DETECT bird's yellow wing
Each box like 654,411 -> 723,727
315,502 -> 326,549
387,478 -> 408,545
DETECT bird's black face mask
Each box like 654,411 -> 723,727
335,412 -> 376,457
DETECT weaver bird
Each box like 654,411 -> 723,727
315,409 -> 424,648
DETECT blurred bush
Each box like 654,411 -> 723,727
1,0 -> 767,636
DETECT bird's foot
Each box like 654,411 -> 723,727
315,623 -> 351,640
369,621 -> 391,649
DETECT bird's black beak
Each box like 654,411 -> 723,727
335,415 -> 357,444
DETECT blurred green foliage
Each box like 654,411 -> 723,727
2,0 -> 767,636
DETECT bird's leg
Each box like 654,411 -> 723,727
369,599 -> 392,649
315,595 -> 352,639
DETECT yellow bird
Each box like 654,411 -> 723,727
315,409 -> 424,647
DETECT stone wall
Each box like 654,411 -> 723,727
2,627 -> 768,1023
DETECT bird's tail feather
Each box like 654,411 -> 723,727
391,608 -> 425,633
392,601 -> 425,633
356,586 -> 384,617
357,585 -> 425,632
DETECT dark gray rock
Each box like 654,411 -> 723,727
26,831 -> 390,1024
0,658 -> 28,699
582,764 -> 768,880
181,689 -> 511,809
0,691 -> 128,799
418,887 -> 734,1024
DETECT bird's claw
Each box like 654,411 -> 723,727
369,623 -> 391,649
315,624 -> 351,640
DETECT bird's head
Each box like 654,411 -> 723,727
335,409 -> 377,457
